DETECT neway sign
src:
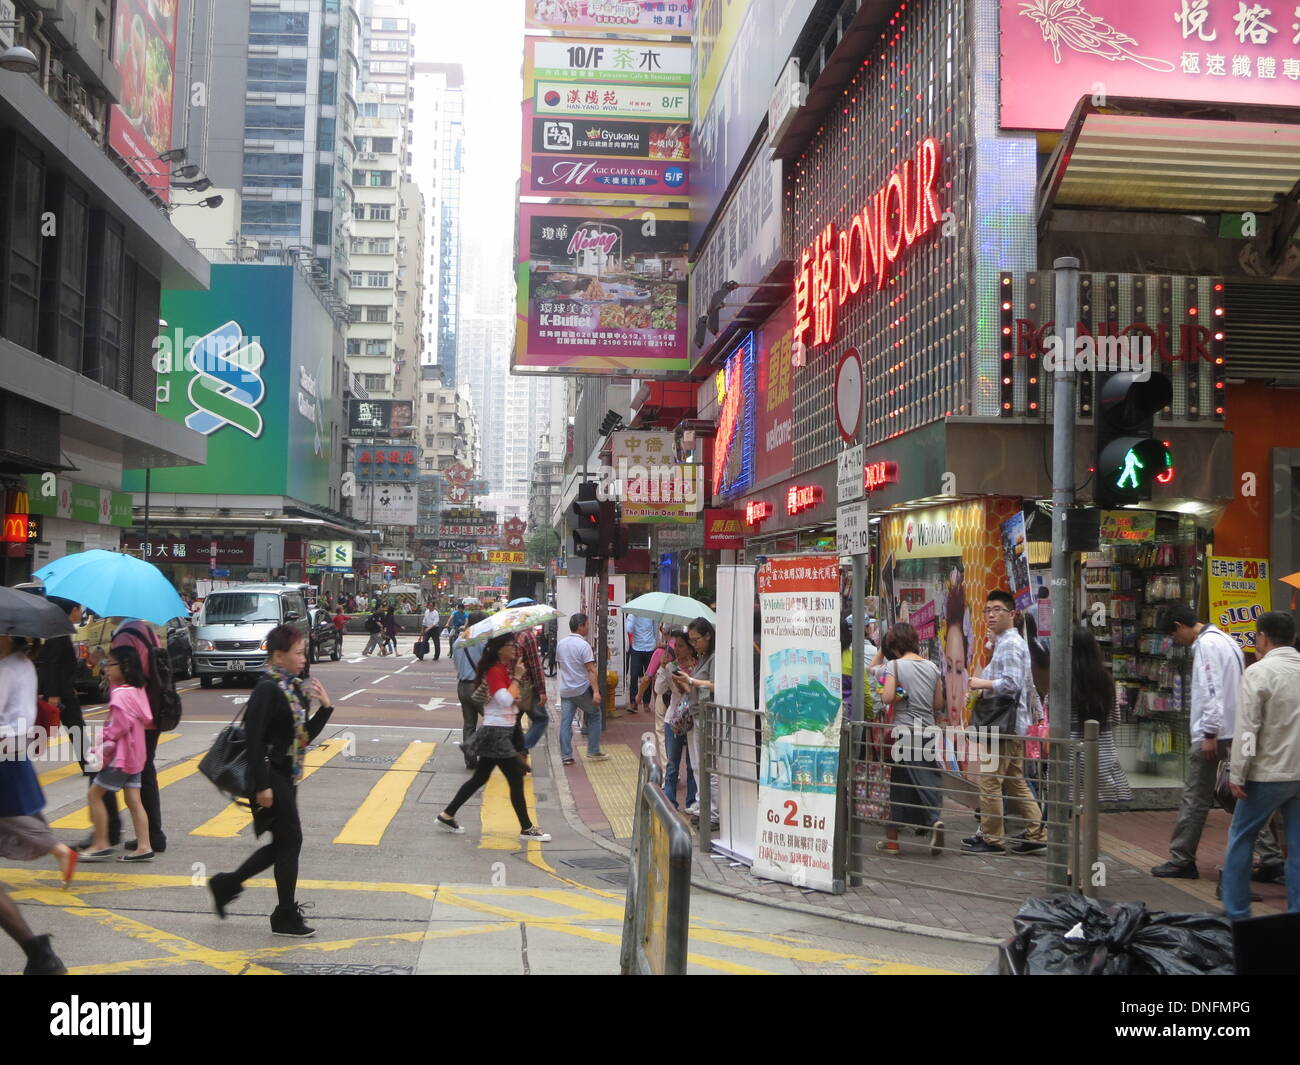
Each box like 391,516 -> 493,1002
837,500 -> 870,557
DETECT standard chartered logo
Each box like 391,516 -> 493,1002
184,321 -> 266,438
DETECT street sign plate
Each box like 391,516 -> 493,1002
837,500 -> 870,556
837,445 -> 864,503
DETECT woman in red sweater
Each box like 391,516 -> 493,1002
437,634 -> 550,841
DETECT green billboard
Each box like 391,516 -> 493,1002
123,264 -> 335,506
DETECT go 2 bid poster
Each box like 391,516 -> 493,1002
753,556 -> 843,892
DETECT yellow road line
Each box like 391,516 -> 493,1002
579,746 -> 639,838
478,762 -> 544,850
191,738 -> 349,838
50,748 -> 208,830
333,740 -> 436,845
62,907 -> 282,976
38,733 -> 180,788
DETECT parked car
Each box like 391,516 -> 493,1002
73,617 -> 194,702
307,607 -> 342,663
193,584 -> 311,688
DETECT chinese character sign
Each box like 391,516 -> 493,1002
526,0 -> 694,34
1001,0 -> 1300,130
1207,554 -> 1272,650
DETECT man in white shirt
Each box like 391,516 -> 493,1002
420,602 -> 442,661
1153,604 -> 1284,879
556,614 -> 608,765
1222,612 -> 1300,918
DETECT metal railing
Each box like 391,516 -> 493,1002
844,718 -> 1101,903
696,702 -> 763,859
620,750 -> 693,976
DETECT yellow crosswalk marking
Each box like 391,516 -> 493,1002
333,741 -> 435,845
38,733 -> 180,788
578,746 -> 640,838
479,760 -> 544,850
191,738 -> 349,838
51,749 -> 208,830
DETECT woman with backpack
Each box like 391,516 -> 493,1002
79,644 -> 156,862
109,620 -> 182,854
207,625 -> 334,937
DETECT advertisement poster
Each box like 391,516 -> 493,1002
1100,509 -> 1157,543
357,483 -> 418,527
109,0 -> 179,202
514,204 -> 689,373
754,300 -> 794,486
1208,555 -> 1272,652
712,332 -> 756,496
610,430 -> 701,522
999,0 -> 1300,130
999,510 -> 1032,611
348,399 -> 414,437
522,37 -> 691,199
123,266 -> 334,507
525,0 -> 693,34
753,556 -> 842,892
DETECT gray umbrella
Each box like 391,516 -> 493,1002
0,586 -> 76,638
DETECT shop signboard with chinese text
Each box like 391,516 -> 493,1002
1207,555 -> 1272,651
610,430 -> 701,522
488,551 -> 526,564
121,537 -> 254,565
704,509 -> 744,550
523,38 -> 691,200
108,0 -> 179,202
514,204 -> 689,374
999,0 -> 1300,130
753,555 -> 843,892
525,1 -> 693,34
24,477 -> 133,528
357,483 -> 418,527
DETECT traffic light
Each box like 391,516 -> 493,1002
597,500 -> 630,559
569,482 -> 602,558
1093,370 -> 1173,506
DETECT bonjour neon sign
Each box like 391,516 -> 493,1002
794,137 -> 943,351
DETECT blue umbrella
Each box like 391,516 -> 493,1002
33,549 -> 188,625
507,597 -> 535,607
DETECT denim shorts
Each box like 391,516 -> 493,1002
94,766 -> 142,792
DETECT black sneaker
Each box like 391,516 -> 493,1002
961,834 -> 983,848
962,838 -> 1005,855
208,872 -> 242,919
1151,861 -> 1199,880
270,902 -> 316,937
1010,840 -> 1047,855
21,934 -> 67,976
1251,864 -> 1287,885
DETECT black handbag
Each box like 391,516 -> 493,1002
199,705 -> 253,805
971,693 -> 1018,735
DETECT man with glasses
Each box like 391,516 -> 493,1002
963,590 -> 1045,855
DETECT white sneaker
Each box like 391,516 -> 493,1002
684,803 -> 700,816
520,827 -> 551,842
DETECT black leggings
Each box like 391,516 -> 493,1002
445,756 -> 532,831
229,774 -> 303,908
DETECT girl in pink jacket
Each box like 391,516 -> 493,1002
79,645 -> 155,862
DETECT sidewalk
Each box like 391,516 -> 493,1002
549,707 -> 1290,945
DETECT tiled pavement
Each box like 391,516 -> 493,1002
553,706 -> 1291,943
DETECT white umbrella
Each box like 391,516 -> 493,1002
457,603 -> 559,647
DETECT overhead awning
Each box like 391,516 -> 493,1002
1039,97 -> 1300,222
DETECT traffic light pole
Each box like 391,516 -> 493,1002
1048,256 -> 1078,892
597,557 -> 609,714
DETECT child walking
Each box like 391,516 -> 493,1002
78,645 -> 156,862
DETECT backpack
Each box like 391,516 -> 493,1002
366,614 -> 381,633
112,621 -> 183,731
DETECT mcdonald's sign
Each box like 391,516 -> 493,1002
2,514 -> 30,544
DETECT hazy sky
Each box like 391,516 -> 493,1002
416,2 -> 525,268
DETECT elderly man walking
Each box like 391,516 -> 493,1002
1221,612 -> 1300,920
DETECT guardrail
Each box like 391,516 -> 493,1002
620,748 -> 693,975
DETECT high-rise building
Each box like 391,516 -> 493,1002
410,61 -> 464,387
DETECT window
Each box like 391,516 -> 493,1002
368,239 -> 391,254
319,69 -> 337,101
362,374 -> 387,391
321,24 -> 339,60
247,58 -> 308,92
38,177 -> 89,370
368,171 -> 393,187
346,339 -> 362,354
313,209 -> 332,247
243,153 -> 304,188
2,135 -> 44,352
365,305 -> 388,322
425,415 -> 434,426
348,305 -> 363,320
352,169 -> 366,186
249,11 -> 309,45
241,201 -> 302,237
316,163 -> 334,194
368,204 -> 392,221
371,137 -> 395,153
424,458 -> 434,471
369,61 -> 407,74
367,272 -> 391,287
365,340 -> 388,356
317,117 -> 336,151
244,105 -> 305,138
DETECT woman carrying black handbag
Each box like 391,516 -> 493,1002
207,625 -> 333,937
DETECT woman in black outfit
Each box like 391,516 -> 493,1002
208,625 -> 333,937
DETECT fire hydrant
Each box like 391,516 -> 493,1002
605,669 -> 619,716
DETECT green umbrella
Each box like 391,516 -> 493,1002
622,592 -> 715,627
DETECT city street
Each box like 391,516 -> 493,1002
3,636 -> 990,976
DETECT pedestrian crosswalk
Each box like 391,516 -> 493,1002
34,729 -> 556,853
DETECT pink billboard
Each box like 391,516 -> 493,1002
1000,0 -> 1300,130
108,0 -> 179,202
514,204 -> 690,374
526,0 -> 693,34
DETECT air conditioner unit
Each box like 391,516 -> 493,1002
768,57 -> 806,152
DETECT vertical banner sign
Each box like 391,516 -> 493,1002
522,37 -> 692,200
753,556 -> 842,892
1207,556 -> 1272,652
109,0 -> 179,202
999,510 -> 1032,611
514,204 -> 690,373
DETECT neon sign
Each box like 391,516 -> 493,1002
745,500 -> 773,526
712,333 -> 757,497
864,461 -> 899,493
786,485 -> 823,515
794,137 -> 943,352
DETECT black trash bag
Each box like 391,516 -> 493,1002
1001,894 -> 1234,975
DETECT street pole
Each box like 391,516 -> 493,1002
1048,256 -> 1079,891
851,388 -> 866,724
142,468 -> 151,557
597,556 -> 609,715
